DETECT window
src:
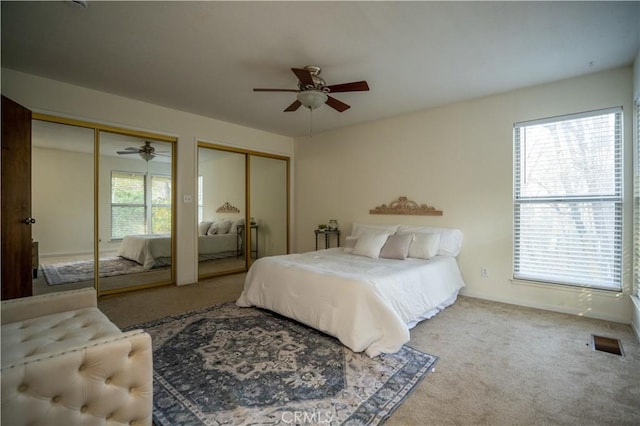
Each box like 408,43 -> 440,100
514,108 -> 622,290
111,172 -> 146,239
111,171 -> 171,239
634,101 -> 640,297
151,175 -> 172,234
197,175 -> 204,223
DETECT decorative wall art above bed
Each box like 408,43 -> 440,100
216,201 -> 241,213
369,196 -> 443,216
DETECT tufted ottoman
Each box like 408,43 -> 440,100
1,288 -> 153,426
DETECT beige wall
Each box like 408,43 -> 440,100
32,147 -> 94,256
2,68 -> 294,285
199,149 -> 246,224
294,66 -> 634,323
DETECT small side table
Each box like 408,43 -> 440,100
315,229 -> 341,250
237,224 -> 259,258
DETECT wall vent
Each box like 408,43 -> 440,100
591,335 -> 624,356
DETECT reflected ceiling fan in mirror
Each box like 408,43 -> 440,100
116,141 -> 170,162
253,65 -> 369,112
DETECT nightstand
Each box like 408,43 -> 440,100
315,229 -> 340,250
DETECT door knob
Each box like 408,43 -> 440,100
24,217 -> 36,225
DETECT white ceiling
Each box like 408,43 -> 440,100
2,1 -> 639,138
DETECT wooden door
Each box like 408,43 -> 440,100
1,95 -> 33,300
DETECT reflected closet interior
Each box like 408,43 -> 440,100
31,116 -> 176,296
197,143 -> 289,279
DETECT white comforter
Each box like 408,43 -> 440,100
118,233 -> 239,270
236,248 -> 465,357
117,234 -> 172,270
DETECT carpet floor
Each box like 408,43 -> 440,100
129,303 -> 437,425
99,274 -> 640,425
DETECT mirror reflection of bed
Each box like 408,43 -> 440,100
197,144 -> 289,278
31,118 -> 175,296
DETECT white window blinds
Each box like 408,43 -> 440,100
514,108 -> 623,290
111,171 -> 146,239
634,101 -> 640,296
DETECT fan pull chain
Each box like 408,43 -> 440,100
309,108 -> 313,138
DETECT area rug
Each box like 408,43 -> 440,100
41,256 -> 146,285
129,303 -> 438,425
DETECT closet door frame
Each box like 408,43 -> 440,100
197,142 -> 290,277
33,113 -> 177,296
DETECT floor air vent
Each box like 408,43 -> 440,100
591,335 -> 624,356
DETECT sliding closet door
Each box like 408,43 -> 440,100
197,146 -> 247,278
98,132 -> 174,294
249,154 -> 289,263
31,120 -> 95,294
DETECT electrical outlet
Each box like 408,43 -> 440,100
480,267 -> 488,278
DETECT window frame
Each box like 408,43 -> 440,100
110,171 -> 172,239
110,171 -> 147,240
513,107 -> 623,291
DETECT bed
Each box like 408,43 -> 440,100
237,224 -> 466,357
117,233 -> 238,270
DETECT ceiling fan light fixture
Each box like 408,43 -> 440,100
297,90 -> 328,110
139,152 -> 155,162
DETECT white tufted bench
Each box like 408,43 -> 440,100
1,288 -> 153,426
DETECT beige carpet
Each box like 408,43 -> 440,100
99,274 -> 640,425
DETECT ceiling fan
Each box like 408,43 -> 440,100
116,141 -> 169,162
253,65 -> 369,112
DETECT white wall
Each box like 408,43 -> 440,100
294,66 -> 634,324
2,68 -> 294,285
199,149 -> 245,224
32,147 -> 94,256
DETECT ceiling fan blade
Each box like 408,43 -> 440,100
284,100 -> 302,112
117,151 -> 139,154
291,68 -> 314,87
253,88 -> 299,92
326,80 -> 370,93
325,96 -> 350,112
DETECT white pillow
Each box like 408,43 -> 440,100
397,225 -> 463,257
408,233 -> 441,259
351,222 -> 399,238
198,221 -> 213,236
352,231 -> 392,259
380,233 -> 414,260
206,221 -> 220,235
217,219 -> 233,234
343,236 -> 358,253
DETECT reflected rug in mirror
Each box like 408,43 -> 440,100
41,257 -> 145,285
129,303 -> 438,425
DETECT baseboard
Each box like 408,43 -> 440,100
459,289 -> 630,324
631,295 -> 640,343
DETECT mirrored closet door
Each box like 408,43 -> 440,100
31,115 -> 176,297
249,154 -> 288,264
98,131 -> 175,294
197,143 -> 289,279
32,120 -> 96,295
197,145 -> 247,277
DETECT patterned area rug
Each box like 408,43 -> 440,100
41,257 -> 146,285
130,303 -> 438,425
